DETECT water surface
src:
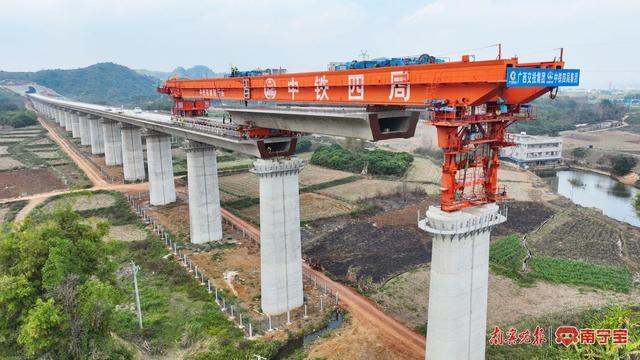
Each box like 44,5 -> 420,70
543,169 -> 639,227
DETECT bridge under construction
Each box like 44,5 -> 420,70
30,49 -> 579,359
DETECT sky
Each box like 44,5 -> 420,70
1,0 -> 639,89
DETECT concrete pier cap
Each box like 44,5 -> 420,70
250,157 -> 306,316
419,203 -> 506,360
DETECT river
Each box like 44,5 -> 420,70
542,169 -> 639,227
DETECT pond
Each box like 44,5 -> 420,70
542,169 -> 639,227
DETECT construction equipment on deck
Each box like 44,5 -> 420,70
158,50 -> 579,211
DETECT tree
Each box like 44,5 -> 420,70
610,154 -> 638,176
0,275 -> 35,346
295,138 -> 312,153
0,205 -> 125,358
17,298 -> 66,356
634,193 -> 640,214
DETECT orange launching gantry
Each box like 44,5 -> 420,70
158,52 -> 579,211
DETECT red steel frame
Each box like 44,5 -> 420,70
158,56 -> 565,211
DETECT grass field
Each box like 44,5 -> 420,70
42,192 -> 117,212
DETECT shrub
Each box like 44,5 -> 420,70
295,138 -> 313,153
610,154 -> 638,176
310,144 -> 413,176
571,147 -> 588,159
0,110 -> 37,128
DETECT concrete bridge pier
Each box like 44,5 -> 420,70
146,130 -> 176,205
184,140 -> 223,244
419,203 -> 506,360
50,108 -> 56,121
71,113 -> 81,138
78,114 -> 91,146
64,111 -> 73,133
101,119 -> 122,165
121,124 -> 146,182
53,109 -> 60,124
88,116 -> 105,155
251,157 -> 305,315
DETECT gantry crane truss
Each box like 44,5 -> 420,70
158,55 -> 578,211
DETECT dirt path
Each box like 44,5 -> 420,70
14,197 -> 46,221
303,263 -> 426,358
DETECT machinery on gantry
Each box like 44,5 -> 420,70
158,50 -> 579,211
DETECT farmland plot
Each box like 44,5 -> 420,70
0,156 -> 24,170
219,172 -> 259,198
237,192 -> 354,224
299,164 -> 354,186
528,208 -> 629,266
319,179 -> 431,202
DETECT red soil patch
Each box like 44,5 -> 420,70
0,168 -> 66,199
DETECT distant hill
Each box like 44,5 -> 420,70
0,63 -> 162,106
136,65 -> 225,80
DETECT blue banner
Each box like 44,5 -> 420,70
506,68 -> 580,87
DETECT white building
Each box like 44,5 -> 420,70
501,132 -> 563,167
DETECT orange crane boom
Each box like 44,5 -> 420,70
158,54 -> 579,211
159,57 -> 563,108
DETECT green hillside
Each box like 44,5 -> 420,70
0,89 -> 36,128
0,63 -> 162,106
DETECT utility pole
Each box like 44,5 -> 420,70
131,261 -> 143,329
